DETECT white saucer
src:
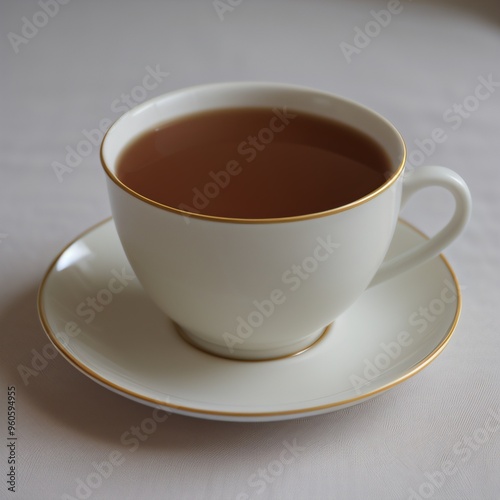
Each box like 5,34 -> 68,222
38,218 -> 461,422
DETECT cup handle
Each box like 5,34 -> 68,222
369,166 -> 472,287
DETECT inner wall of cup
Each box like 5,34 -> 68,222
102,83 -> 405,179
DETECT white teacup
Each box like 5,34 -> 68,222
100,82 -> 471,360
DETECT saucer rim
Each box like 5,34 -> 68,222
37,217 -> 461,419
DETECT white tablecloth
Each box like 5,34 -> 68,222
1,1 -> 499,498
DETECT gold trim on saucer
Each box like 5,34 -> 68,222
37,218 -> 462,419
173,321 -> 333,362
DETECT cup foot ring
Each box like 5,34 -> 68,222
172,322 -> 334,362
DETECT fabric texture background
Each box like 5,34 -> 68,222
1,1 -> 499,499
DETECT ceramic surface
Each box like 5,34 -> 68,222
38,218 -> 461,422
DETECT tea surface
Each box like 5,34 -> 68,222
116,107 -> 391,219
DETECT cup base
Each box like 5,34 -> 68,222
172,322 -> 334,361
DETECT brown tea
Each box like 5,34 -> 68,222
115,107 -> 392,219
